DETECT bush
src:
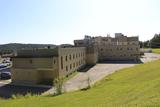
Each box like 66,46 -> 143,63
11,94 -> 23,99
53,77 -> 64,95
11,93 -> 35,99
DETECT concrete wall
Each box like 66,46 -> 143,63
11,57 -> 59,85
86,46 -> 98,65
11,68 -> 41,85
12,58 -> 55,69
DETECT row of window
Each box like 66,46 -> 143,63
100,48 -> 138,51
61,55 -> 85,70
101,42 -> 138,45
65,52 -> 85,61
65,60 -> 85,71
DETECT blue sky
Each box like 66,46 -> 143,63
0,0 -> 160,45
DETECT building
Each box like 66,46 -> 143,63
74,34 -> 140,61
11,46 -> 97,85
0,55 -> 2,63
11,33 -> 140,85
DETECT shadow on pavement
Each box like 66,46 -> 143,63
78,65 -> 95,72
98,59 -> 143,64
0,83 -> 51,99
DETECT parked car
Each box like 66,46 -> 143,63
0,72 -> 11,79
0,64 -> 7,69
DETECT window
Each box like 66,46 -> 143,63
66,66 -> 68,71
136,48 -> 138,51
70,64 -> 72,69
61,56 -> 63,69
76,53 -> 78,58
73,54 -> 75,59
53,60 -> 56,64
69,55 -> 71,60
29,59 -> 32,64
73,63 -> 75,68
65,56 -> 68,61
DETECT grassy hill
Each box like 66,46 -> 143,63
1,60 -> 160,107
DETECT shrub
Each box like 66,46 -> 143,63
53,77 -> 64,95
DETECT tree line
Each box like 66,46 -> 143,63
140,33 -> 160,48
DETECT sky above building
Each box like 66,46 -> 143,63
0,0 -> 160,45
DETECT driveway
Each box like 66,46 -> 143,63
63,53 -> 160,92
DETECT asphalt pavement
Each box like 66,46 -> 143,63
0,83 -> 51,99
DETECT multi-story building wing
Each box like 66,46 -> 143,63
74,33 -> 140,61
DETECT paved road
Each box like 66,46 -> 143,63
63,53 -> 160,92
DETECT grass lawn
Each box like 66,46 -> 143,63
1,60 -> 160,107
152,48 -> 160,54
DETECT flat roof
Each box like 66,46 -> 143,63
13,48 -> 58,58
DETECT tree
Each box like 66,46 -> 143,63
151,33 -> 160,48
53,77 -> 64,95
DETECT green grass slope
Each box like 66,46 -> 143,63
152,48 -> 160,54
1,60 -> 160,107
